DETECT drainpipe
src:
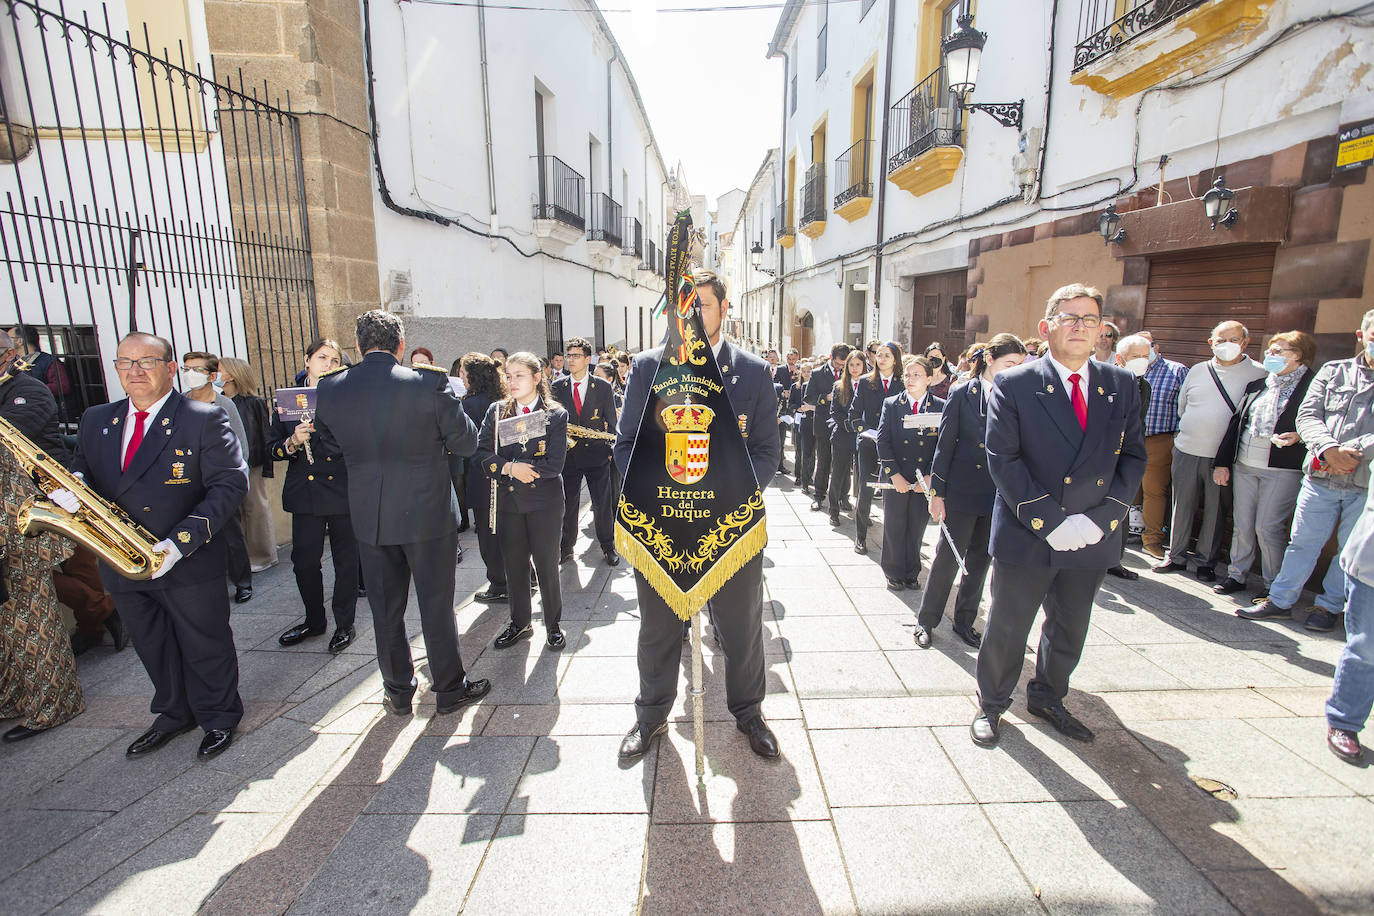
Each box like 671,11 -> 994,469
607,49 -> 616,202
870,0 -> 898,340
476,0 -> 498,235
776,53 -> 789,349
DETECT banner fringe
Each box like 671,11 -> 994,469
615,520 -> 768,622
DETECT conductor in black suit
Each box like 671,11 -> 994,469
804,343 -> 849,509
59,332 -> 248,760
314,310 -> 489,717
614,271 -> 782,762
551,337 -> 619,566
971,284 -> 1147,748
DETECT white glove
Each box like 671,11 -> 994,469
1068,513 -> 1104,546
1045,518 -> 1088,552
150,539 -> 182,579
49,488 -> 80,513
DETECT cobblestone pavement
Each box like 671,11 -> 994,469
2,478 -> 1371,914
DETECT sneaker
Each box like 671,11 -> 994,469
1141,543 -> 1165,560
1304,609 -> 1340,633
250,560 -> 278,573
1127,506 -> 1145,536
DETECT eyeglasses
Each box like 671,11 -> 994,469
563,351 -> 588,359
1049,313 -> 1102,329
112,357 -> 168,371
1265,347 -> 1298,357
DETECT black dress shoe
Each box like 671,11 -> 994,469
559,550 -> 574,564
738,716 -> 779,758
494,623 -> 534,649
106,612 -> 130,652
604,550 -> 620,567
886,578 -> 905,591
810,499 -> 825,511
1151,560 -> 1188,574
1305,609 -> 1340,632
278,623 -> 326,647
829,513 -> 840,526
456,518 -> 471,534
800,482 -> 810,493
1106,565 -> 1140,581
1237,599 -> 1293,620
952,625 -> 982,649
69,631 -> 102,656
197,728 -> 234,760
904,577 -> 921,589
855,540 -> 868,555
1195,565 -> 1217,583
840,500 -> 853,512
3,724 -> 48,743
475,587 -> 509,602
619,721 -> 667,760
328,626 -> 355,654
234,585 -> 253,603
546,628 -> 567,650
1212,576 -> 1246,595
382,694 -> 413,717
1027,703 -> 1094,742
127,723 -> 195,758
437,678 -> 492,714
455,545 -> 464,565
970,712 -> 1000,747
358,586 -> 368,598
913,625 -> 932,649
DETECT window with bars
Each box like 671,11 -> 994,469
949,295 -> 967,334
544,303 -> 564,359
922,295 -> 938,327
594,306 -> 606,352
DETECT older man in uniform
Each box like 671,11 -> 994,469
971,284 -> 1147,748
57,332 -> 248,760
314,310 -> 489,716
552,336 -> 619,566
614,271 -> 782,761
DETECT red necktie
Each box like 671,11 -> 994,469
1068,373 -> 1087,430
123,410 -> 148,472
573,381 -> 582,415
523,406 -> 530,414
911,397 -> 919,415
882,378 -> 889,394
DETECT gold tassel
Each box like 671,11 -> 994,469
616,519 -> 768,622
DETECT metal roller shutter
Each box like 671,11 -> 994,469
1142,244 -> 1277,365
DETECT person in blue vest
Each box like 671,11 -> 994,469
971,284 -> 1147,749
876,355 -> 945,590
850,341 -> 903,554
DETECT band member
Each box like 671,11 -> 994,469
552,337 -> 619,567
474,352 -> 569,650
876,356 -> 944,590
314,310 -> 489,717
971,284 -> 1146,748
795,360 -> 816,491
614,271 -> 782,761
57,332 -> 248,759
804,344 -> 849,508
828,350 -> 868,525
458,353 -> 509,601
917,334 -> 1027,649
270,338 -> 358,654
851,342 -> 903,554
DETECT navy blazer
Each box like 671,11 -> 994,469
849,374 -> 900,439
71,391 -> 248,592
773,364 -> 795,390
1213,369 -> 1315,473
267,407 -> 349,517
460,392 -> 494,504
986,358 -> 1147,568
803,363 -> 841,433
552,373 -> 616,471
929,378 -> 997,516
614,339 -> 781,490
829,390 -> 860,445
876,390 -> 945,484
473,400 -> 568,515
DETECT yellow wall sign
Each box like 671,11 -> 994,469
1336,119 -> 1374,173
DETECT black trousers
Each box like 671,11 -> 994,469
359,530 -> 466,705
561,462 -> 615,554
500,506 -> 563,630
114,581 -> 242,732
880,489 -> 930,580
829,439 -> 855,517
811,415 -> 832,499
797,416 -> 815,488
224,511 -> 251,589
916,509 -> 992,631
634,554 -> 766,726
975,560 -> 1106,716
471,489 -> 506,589
855,437 -> 879,541
291,512 -> 358,631
776,420 -> 789,471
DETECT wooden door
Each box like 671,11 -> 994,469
1143,244 -> 1277,365
910,269 -> 967,354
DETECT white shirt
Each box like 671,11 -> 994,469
711,337 -> 725,363
878,372 -> 894,395
1045,354 -> 1091,413
568,371 -> 590,409
516,394 -> 541,413
122,389 -> 173,458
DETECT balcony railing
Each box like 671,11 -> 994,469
1074,0 -> 1207,71
588,192 -> 622,248
887,66 -> 962,174
834,138 -> 872,209
800,164 -> 826,228
776,201 -> 795,238
622,216 -> 643,258
532,155 -> 585,229
645,238 -> 657,273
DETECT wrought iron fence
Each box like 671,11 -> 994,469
0,0 -> 317,415
776,201 -> 794,238
887,66 -> 962,173
834,138 -> 871,209
533,154 -> 584,229
645,237 -> 656,273
800,164 -> 825,228
1074,0 -> 1207,71
622,215 -> 642,259
588,192 -> 622,248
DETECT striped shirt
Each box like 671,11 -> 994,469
1142,357 -> 1187,436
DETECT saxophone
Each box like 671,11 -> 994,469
0,415 -> 167,579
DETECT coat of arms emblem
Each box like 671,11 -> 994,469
662,402 -> 713,485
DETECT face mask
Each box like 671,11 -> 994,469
1212,341 -> 1242,362
211,377 -> 226,393
180,368 -> 209,389
1148,345 -> 1159,364
1365,340 -> 1374,360
1263,354 -> 1289,374
1124,357 -> 1149,377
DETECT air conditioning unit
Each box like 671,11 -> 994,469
386,269 -> 412,314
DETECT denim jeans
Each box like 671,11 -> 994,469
1267,478 -> 1365,612
1327,575 -> 1374,733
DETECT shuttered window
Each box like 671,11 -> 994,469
1142,244 -> 1277,366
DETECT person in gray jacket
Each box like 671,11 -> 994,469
1326,456 -> 1374,763
1242,309 -> 1374,632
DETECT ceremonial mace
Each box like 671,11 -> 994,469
872,474 -> 968,575
690,611 -> 706,782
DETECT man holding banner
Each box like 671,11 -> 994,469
613,235 -> 781,763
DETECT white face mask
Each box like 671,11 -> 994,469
1148,345 -> 1159,364
1124,357 -> 1149,377
1212,341 -> 1242,362
180,368 -> 209,390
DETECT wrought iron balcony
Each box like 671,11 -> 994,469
800,164 -> 826,231
834,139 -> 872,210
531,155 -> 585,229
643,238 -> 658,274
1073,0 -> 1207,71
776,202 -> 794,238
588,192 -> 623,248
622,216 -> 643,258
887,67 -> 962,174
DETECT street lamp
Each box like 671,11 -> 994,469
1098,203 -> 1126,246
1201,176 -> 1239,230
941,13 -> 1023,130
750,240 -> 776,277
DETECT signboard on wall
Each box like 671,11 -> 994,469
1336,118 -> 1374,174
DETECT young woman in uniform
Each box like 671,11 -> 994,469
458,353 -> 509,602
828,349 -> 869,525
849,341 -> 903,554
876,355 -> 945,590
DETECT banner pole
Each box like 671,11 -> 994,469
690,612 -> 706,781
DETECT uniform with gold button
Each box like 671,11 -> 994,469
849,351 -> 902,551
875,359 -> 945,590
802,347 -> 847,504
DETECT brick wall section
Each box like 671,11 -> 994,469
204,0 -> 380,359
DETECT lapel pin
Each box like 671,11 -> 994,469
112,416 -> 119,425
1097,386 -> 1104,395
1046,384 -> 1055,394
102,428 -> 109,436
161,418 -> 169,426
1108,393 -> 1116,404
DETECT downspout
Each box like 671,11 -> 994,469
476,0 -> 498,234
607,49 -> 616,203
870,0 -> 898,340
776,53 -> 788,348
